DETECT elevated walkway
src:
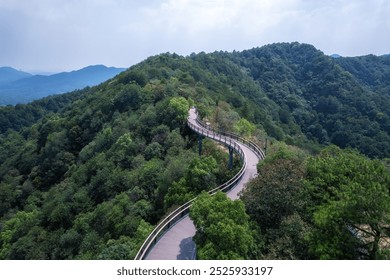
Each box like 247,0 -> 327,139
135,108 -> 264,260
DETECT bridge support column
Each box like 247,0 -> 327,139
228,147 -> 234,170
198,134 -> 203,156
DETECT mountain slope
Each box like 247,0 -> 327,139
0,65 -> 126,105
0,53 -> 246,260
1,43 -> 390,260
0,67 -> 32,84
333,54 -> 390,95
221,43 -> 390,157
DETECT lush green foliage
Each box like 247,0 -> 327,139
335,55 -> 390,96
241,147 -> 310,260
304,146 -> 390,259
190,192 -> 254,259
0,54 -> 240,259
230,43 -> 390,158
1,42 -> 390,259
239,145 -> 390,260
0,89 -> 86,133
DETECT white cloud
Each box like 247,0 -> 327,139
0,0 -> 389,71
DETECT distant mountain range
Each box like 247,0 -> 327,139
0,67 -> 32,84
0,65 -> 126,105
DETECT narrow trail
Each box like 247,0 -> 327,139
135,108 -> 264,260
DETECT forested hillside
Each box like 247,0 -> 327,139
1,42 -> 390,259
227,43 -> 390,157
335,54 -> 390,95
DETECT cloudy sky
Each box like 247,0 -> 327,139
1,0 -> 389,73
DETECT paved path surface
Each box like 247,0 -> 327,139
145,108 -> 260,260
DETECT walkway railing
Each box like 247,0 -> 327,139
134,110 -> 264,260
195,117 -> 265,160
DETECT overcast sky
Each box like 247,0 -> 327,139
1,0 -> 389,73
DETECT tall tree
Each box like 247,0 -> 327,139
189,192 -> 254,259
168,97 -> 189,124
243,158 -> 306,229
241,155 -> 310,259
304,146 -> 390,259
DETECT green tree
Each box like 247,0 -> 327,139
242,158 -> 306,230
109,132 -> 133,167
234,118 -> 256,137
265,213 -> 310,260
0,210 -> 41,259
168,97 -> 189,124
98,237 -> 134,260
241,156 -> 310,259
144,142 -> 163,160
185,156 -> 218,193
189,192 -> 254,259
164,178 -> 194,209
304,146 -> 390,259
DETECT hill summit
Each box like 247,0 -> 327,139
0,67 -> 32,84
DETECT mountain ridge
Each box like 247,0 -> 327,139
0,65 -> 126,105
1,42 -> 390,260
0,67 -> 32,84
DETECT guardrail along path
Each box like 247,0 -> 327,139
136,108 -> 264,260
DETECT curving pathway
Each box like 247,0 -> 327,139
139,108 -> 263,260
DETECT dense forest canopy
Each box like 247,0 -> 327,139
228,43 -> 390,157
1,42 -> 389,259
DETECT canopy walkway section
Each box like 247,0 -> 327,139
135,108 -> 264,260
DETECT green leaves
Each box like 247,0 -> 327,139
2,43 -> 390,261
242,157 -> 306,231
186,156 -> 218,192
0,210 -> 41,259
190,192 -> 254,260
304,146 -> 390,259
241,151 -> 310,259
234,118 -> 256,137
242,144 -> 390,259
168,97 -> 189,124
164,155 -> 218,209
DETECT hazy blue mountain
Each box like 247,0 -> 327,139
0,65 -> 126,105
0,67 -> 32,84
